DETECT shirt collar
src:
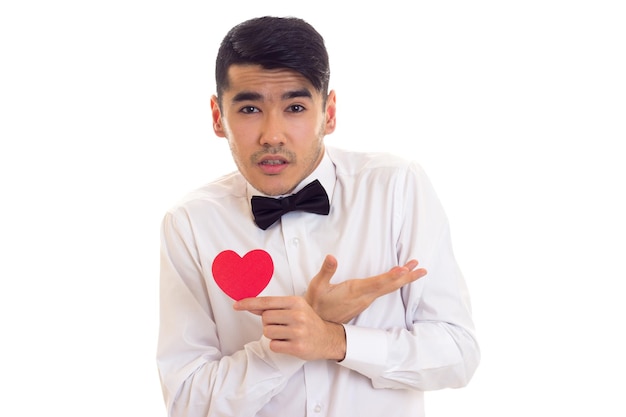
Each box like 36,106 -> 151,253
246,148 -> 336,206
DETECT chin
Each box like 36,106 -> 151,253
258,180 -> 297,197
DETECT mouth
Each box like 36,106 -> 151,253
258,155 -> 289,174
260,159 -> 287,166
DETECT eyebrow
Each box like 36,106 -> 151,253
231,88 -> 313,103
282,88 -> 312,100
231,91 -> 263,103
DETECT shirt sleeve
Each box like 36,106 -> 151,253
339,162 -> 480,391
156,209 -> 305,417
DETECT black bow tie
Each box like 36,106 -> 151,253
251,179 -> 330,230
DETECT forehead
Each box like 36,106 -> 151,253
223,65 -> 318,100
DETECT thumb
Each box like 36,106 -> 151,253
309,254 -> 338,288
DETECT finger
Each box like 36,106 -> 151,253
260,309 -> 293,325
264,325 -> 291,341
402,259 -> 419,271
410,268 -> 428,281
393,266 -> 427,283
391,260 -> 425,279
361,266 -> 427,295
233,296 -> 292,312
243,309 -> 264,316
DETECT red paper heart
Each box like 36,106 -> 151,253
211,250 -> 274,301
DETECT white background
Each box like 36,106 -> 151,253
1,1 -> 625,416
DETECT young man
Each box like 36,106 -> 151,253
157,16 -> 479,417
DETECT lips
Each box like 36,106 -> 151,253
258,155 -> 289,174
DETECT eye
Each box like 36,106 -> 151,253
239,106 -> 259,114
287,104 -> 306,113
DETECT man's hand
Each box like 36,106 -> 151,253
233,296 -> 346,361
305,255 -> 427,323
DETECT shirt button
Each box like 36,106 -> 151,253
292,237 -> 300,247
313,404 -> 322,413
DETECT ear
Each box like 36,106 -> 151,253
210,95 -> 226,137
324,90 -> 337,134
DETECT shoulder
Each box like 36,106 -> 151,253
327,146 -> 427,181
326,146 -> 438,209
165,170 -> 247,216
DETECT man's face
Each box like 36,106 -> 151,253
211,65 -> 336,196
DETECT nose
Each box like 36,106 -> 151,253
259,111 -> 285,146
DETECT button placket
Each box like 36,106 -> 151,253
280,214 -> 308,295
280,215 -> 331,416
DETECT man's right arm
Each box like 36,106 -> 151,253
157,211 -> 305,417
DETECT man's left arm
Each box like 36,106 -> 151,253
339,221 -> 480,390
311,162 -> 480,390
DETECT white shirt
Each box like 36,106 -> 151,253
157,146 -> 480,417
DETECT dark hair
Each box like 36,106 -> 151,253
215,16 -> 330,104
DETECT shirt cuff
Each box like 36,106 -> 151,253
338,324 -> 387,378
